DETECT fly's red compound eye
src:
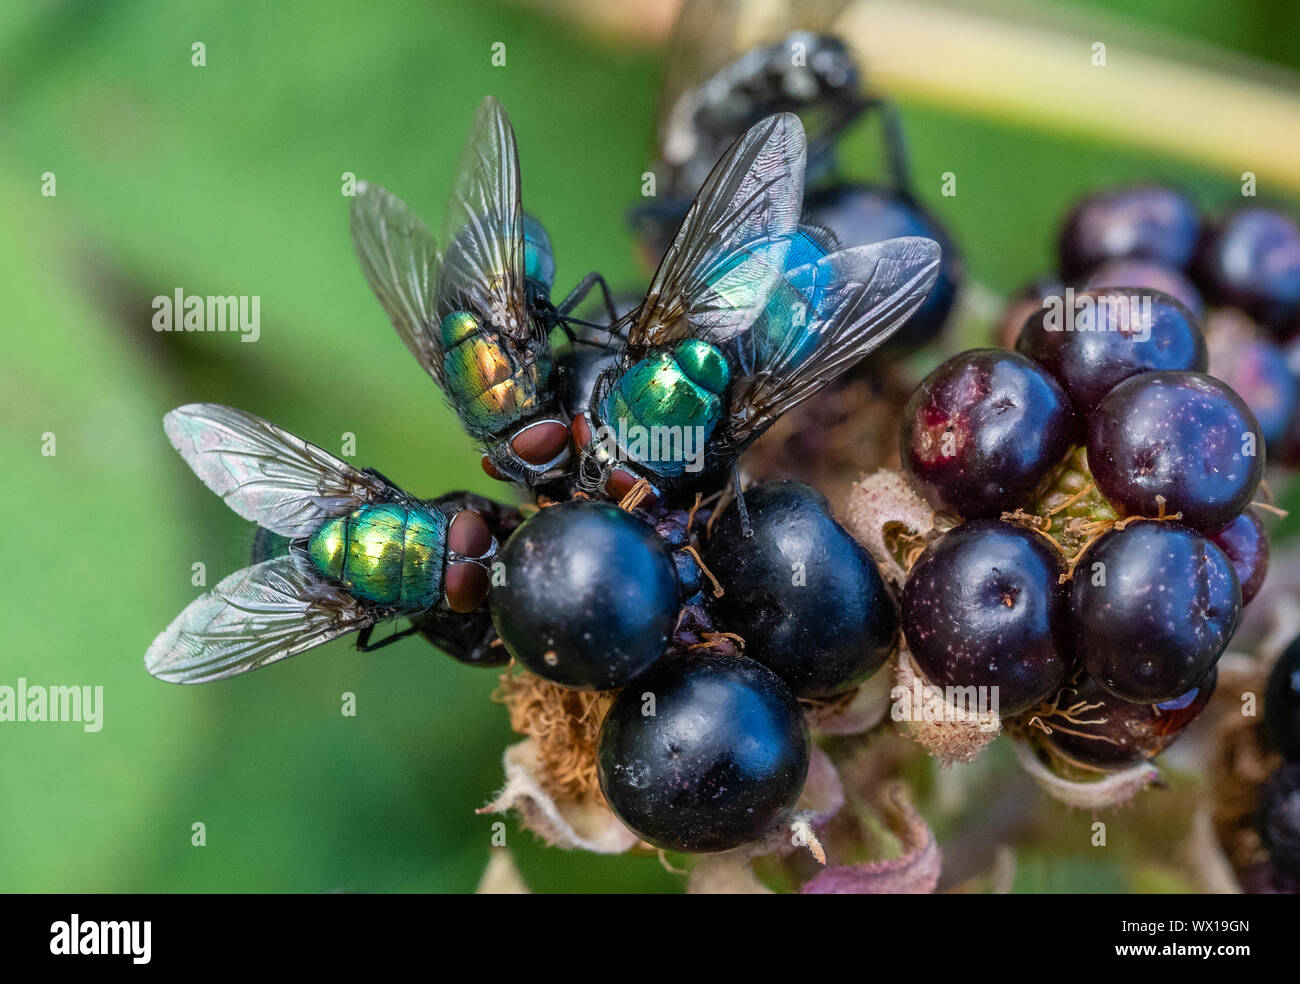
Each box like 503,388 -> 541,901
511,419 -> 569,466
605,467 -> 657,507
448,509 -> 493,559
444,561 -> 490,613
570,412 -> 593,451
481,455 -> 507,481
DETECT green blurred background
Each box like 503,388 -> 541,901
2,0 -> 1299,893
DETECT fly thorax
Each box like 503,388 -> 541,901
672,338 -> 730,394
598,340 -> 729,478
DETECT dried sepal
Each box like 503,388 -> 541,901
686,857 -> 775,894
801,784 -> 941,894
892,647 -> 1001,764
809,668 -> 894,736
797,744 -> 846,826
492,666 -> 612,800
1012,737 -> 1157,808
478,740 -> 638,854
842,469 -> 938,588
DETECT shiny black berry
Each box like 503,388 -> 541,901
1257,763 -> 1300,878
705,481 -> 897,698
901,349 -> 1074,519
597,652 -> 810,853
1080,258 -> 1204,317
902,520 -> 1071,715
490,500 -> 677,690
1264,636 -> 1300,759
1035,667 -> 1215,771
1070,521 -> 1240,703
803,183 -> 961,355
1196,207 -> 1300,329
1058,185 -> 1200,279
1015,288 -> 1207,411
1211,508 -> 1269,606
1086,371 -> 1263,532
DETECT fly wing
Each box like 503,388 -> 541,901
349,181 -> 443,382
435,96 -> 532,347
621,112 -> 807,359
727,237 -> 942,445
163,404 -> 392,539
145,557 -> 373,683
657,0 -> 744,165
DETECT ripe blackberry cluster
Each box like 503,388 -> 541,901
895,191 -> 1281,775
490,480 -> 898,854
998,187 -> 1300,465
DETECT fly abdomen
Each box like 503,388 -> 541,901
307,503 -> 447,611
440,310 -> 549,435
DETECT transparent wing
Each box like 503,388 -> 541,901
622,112 -> 807,357
727,237 -> 942,444
145,557 -> 373,684
163,404 -> 391,538
657,0 -> 855,163
657,0 -> 744,161
435,96 -> 531,345
349,181 -> 442,380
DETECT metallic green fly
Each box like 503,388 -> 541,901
144,404 -> 497,683
572,112 -> 941,519
350,96 -> 618,489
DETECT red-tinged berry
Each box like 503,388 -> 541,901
901,349 -> 1074,519
1032,667 -> 1215,771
